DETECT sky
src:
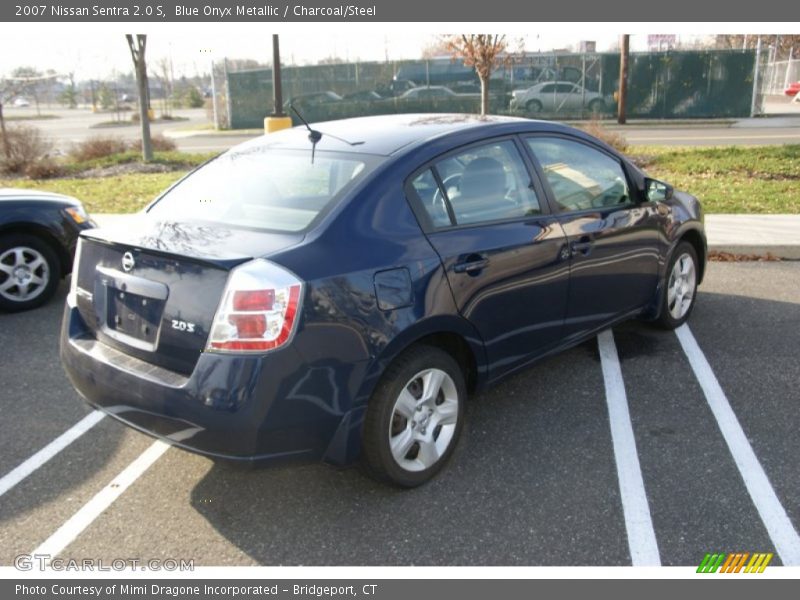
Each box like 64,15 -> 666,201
0,23 -> 789,82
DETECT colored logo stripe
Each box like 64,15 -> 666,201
697,553 -> 725,573
697,552 -> 773,573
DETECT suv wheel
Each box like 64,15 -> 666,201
362,345 -> 466,487
0,233 -> 61,312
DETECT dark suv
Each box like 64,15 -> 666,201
61,114 -> 706,487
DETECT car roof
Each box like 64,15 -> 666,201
229,113 -> 574,157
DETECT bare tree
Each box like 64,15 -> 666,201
155,56 -> 175,118
421,37 -> 452,59
0,79 -> 26,158
0,73 -> 52,158
444,35 -> 509,116
715,34 -> 800,59
126,34 -> 153,162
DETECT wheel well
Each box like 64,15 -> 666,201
412,332 -> 478,394
0,224 -> 70,277
679,229 -> 706,283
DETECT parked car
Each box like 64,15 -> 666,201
12,98 -> 30,108
61,114 -> 706,487
400,86 -> 460,100
0,189 -> 94,312
510,81 -> 605,114
342,90 -> 383,102
784,82 -> 800,97
284,91 -> 342,110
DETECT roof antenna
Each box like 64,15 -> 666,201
290,105 -> 322,164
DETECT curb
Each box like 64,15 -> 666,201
708,245 -> 800,260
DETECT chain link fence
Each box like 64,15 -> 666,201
212,49 -> 759,129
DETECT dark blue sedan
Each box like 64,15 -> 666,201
61,114 -> 706,487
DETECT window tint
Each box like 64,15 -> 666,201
556,83 -> 577,93
540,84 -> 556,93
526,137 -> 631,212
411,140 -> 541,227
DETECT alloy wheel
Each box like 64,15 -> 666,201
388,368 -> 459,472
0,246 -> 50,303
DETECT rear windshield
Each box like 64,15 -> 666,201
147,148 -> 377,232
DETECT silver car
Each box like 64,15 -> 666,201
510,81 -> 605,114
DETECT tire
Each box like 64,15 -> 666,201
588,99 -> 605,114
362,345 -> 466,487
0,233 -> 62,312
655,241 -> 699,330
526,99 -> 543,113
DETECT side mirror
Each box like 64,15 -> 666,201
645,178 -> 673,202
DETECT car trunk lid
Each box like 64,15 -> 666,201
73,216 -> 303,375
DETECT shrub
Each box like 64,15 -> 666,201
69,136 -> 129,162
147,134 -> 177,152
25,157 -> 66,179
579,116 -> 629,154
0,125 -> 52,175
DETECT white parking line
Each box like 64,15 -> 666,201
676,324 -> 800,566
598,330 -> 661,566
31,439 -> 171,560
0,411 -> 105,499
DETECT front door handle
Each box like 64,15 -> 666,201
453,254 -> 490,274
570,236 -> 593,256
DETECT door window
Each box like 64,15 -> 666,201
410,140 -> 541,228
526,137 -> 632,212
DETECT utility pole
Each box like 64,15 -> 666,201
264,34 -> 292,133
618,34 -> 630,125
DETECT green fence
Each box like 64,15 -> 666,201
224,49 -> 756,129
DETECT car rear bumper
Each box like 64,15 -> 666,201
60,302 -> 357,465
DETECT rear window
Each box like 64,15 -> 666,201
147,148 -> 376,232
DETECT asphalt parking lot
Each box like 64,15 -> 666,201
0,262 -> 798,567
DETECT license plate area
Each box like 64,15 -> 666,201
94,266 -> 168,352
106,288 -> 164,345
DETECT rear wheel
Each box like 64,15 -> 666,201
656,241 -> 698,329
362,345 -> 465,487
588,99 -> 605,114
0,233 -> 61,312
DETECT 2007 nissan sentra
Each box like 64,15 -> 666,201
60,114 -> 706,487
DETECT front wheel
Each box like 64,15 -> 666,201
362,345 -> 466,487
0,233 -> 61,312
656,241 -> 699,329
526,99 -> 543,113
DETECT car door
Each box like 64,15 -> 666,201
536,83 -> 557,111
406,138 -> 570,379
555,83 -> 578,112
524,135 -> 660,343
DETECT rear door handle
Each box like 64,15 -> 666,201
570,236 -> 594,256
453,254 -> 490,274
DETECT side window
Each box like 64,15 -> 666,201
411,169 -> 451,228
410,141 -> 541,228
540,84 -> 555,94
526,137 -> 632,212
556,83 -> 575,94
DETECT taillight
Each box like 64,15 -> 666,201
207,259 -> 303,353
